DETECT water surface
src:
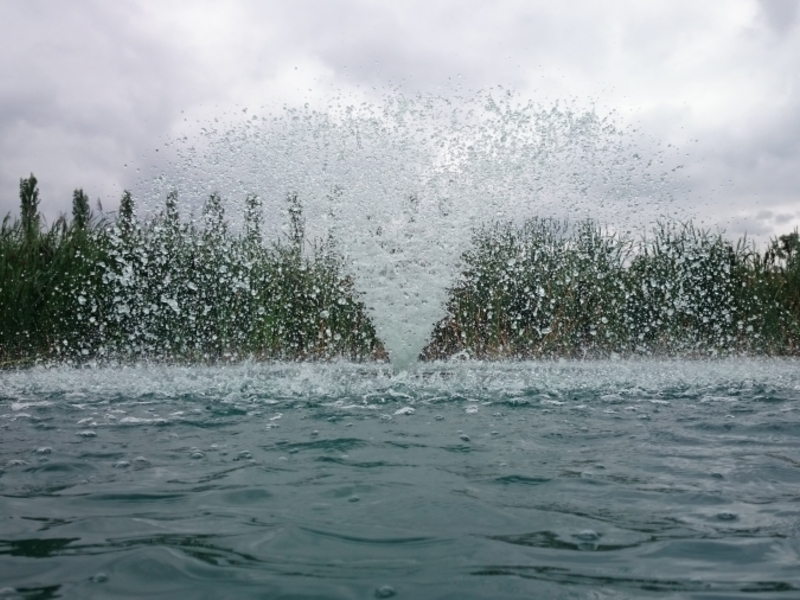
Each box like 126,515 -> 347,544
1,359 -> 799,599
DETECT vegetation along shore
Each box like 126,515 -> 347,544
2,174 -> 799,367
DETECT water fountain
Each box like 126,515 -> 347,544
2,89 -> 799,599
142,89 -> 676,368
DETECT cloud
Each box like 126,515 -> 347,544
0,0 -> 798,244
759,0 -> 799,35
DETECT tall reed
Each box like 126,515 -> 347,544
0,175 -> 385,366
422,219 -> 800,359
3,173 -> 799,365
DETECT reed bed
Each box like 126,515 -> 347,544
2,174 -> 799,366
1,176 -> 385,367
422,219 -> 800,359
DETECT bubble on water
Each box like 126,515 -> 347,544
465,405 -> 479,414
311,429 -> 320,435
6,459 -> 28,467
459,433 -> 471,442
90,573 -> 108,584
113,460 -> 131,468
348,496 -> 360,503
375,585 -> 396,598
190,451 -> 205,459
78,430 -> 97,438
574,529 -> 600,541
717,511 -> 738,521
236,451 -> 253,460
35,447 -> 52,454
393,406 -> 415,416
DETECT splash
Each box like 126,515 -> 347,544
143,89 -> 675,368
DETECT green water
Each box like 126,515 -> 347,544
1,359 -> 799,599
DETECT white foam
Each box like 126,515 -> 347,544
0,358 -> 798,406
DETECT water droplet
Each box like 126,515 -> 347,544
459,433 -> 471,442
190,451 -> 205,459
311,430 -> 319,436
574,529 -> 600,541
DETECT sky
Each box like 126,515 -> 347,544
1,0 -> 799,243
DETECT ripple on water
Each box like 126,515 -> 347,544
0,359 -> 798,597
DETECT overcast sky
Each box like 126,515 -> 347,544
1,0 -> 798,242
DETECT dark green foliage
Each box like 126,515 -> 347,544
0,213 -> 104,366
119,190 -> 134,225
243,194 -> 262,245
19,174 -> 40,239
423,219 -> 800,359
0,179 -> 385,367
3,172 -> 799,366
72,189 -> 91,230
763,229 -> 800,347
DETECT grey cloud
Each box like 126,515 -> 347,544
1,0 -> 799,246
0,1 -> 206,220
759,0 -> 799,35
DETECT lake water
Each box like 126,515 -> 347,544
1,359 -> 799,599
